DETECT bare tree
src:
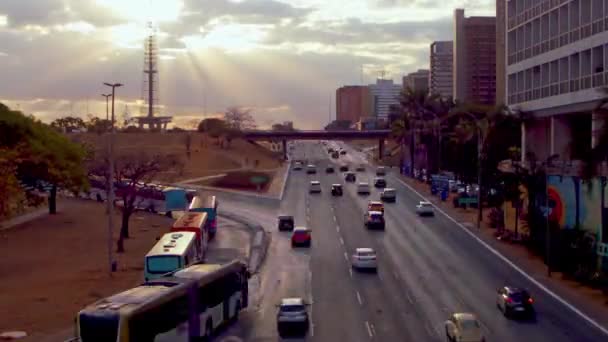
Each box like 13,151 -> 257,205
224,106 -> 257,131
90,151 -> 184,253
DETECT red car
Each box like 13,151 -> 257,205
291,227 -> 312,247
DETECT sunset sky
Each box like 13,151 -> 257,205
0,0 -> 494,129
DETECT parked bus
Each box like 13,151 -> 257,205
144,231 -> 202,281
189,196 -> 219,239
76,260 -> 249,342
171,212 -> 208,258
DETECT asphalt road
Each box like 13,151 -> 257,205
215,140 -> 608,342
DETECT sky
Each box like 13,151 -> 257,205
0,0 -> 495,129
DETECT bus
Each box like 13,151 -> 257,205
76,260 -> 249,342
189,196 -> 219,239
144,232 -> 202,281
171,212 -> 208,258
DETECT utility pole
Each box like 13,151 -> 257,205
102,94 -> 112,123
477,127 -> 483,229
328,93 -> 332,125
103,82 -> 122,274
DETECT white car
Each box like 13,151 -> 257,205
277,298 -> 309,336
380,188 -> 396,202
293,162 -> 303,170
376,166 -> 386,176
445,313 -> 485,342
306,164 -> 316,174
351,248 -> 378,271
357,182 -> 370,195
416,201 -> 434,216
309,181 -> 321,193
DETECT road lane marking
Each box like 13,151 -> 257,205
339,237 -> 345,245
349,268 -> 353,278
370,324 -> 376,337
395,176 -> 608,337
343,252 -> 348,261
336,225 -> 340,232
365,321 -> 374,338
356,291 -> 363,305
333,215 -> 337,222
378,272 -> 384,281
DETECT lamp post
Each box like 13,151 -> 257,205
103,82 -> 122,274
101,94 -> 112,125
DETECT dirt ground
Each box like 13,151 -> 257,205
0,197 -> 173,340
70,132 -> 282,182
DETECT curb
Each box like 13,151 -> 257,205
218,212 -> 270,274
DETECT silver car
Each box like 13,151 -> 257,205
277,297 -> 309,336
351,248 -> 378,271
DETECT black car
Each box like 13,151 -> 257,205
365,211 -> 385,230
374,178 -> 387,188
331,152 -> 339,159
326,166 -> 335,173
340,150 -> 347,155
344,172 -> 356,182
496,287 -> 535,318
339,165 -> 349,172
331,184 -> 343,196
278,215 -> 295,231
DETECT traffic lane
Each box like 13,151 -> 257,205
206,216 -> 251,265
307,189 -> 372,342
383,173 -> 606,341
321,172 -> 436,341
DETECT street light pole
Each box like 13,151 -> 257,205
102,94 -> 112,124
476,126 -> 483,229
103,82 -> 122,274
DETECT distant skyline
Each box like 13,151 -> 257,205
0,0 -> 494,129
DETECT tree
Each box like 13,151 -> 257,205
86,116 -> 112,134
223,107 -> 257,131
50,116 -> 87,133
197,117 -> 227,134
89,151 -> 184,253
0,103 -> 88,215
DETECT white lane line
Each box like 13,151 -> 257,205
336,225 -> 340,232
356,291 -> 363,305
365,321 -> 374,338
339,237 -> 345,245
395,176 -> 608,337
378,272 -> 384,282
349,267 -> 353,278
333,215 -> 337,222
370,324 -> 376,337
343,252 -> 349,261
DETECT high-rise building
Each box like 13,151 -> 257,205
369,79 -> 402,120
430,41 -> 454,98
454,9 -> 497,106
403,69 -> 430,93
496,0 -> 506,105
505,0 -> 608,163
336,86 -> 372,124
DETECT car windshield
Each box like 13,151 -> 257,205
358,251 -> 376,257
146,256 -> 180,274
509,291 -> 529,301
460,319 -> 480,330
281,305 -> 305,312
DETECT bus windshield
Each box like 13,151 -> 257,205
146,256 -> 181,274
79,312 -> 119,342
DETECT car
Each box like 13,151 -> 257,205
344,172 -> 357,182
340,150 -> 347,155
357,182 -> 370,195
367,201 -> 384,213
376,166 -> 386,176
293,162 -> 303,171
331,184 -> 343,196
309,181 -> 321,193
416,201 -> 434,216
306,164 -> 316,174
291,226 -> 311,247
380,188 -> 396,202
496,286 -> 535,318
328,148 -> 334,153
326,166 -> 335,173
331,152 -> 339,159
374,177 -> 387,188
278,215 -> 295,231
351,248 -> 378,272
277,297 -> 309,336
356,165 -> 366,172
364,210 -> 385,229
445,313 -> 485,342
339,165 -> 349,172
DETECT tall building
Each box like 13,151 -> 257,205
403,69 -> 430,93
496,0 -> 506,104
336,86 -> 372,124
454,9 -> 497,106
430,41 -> 454,98
505,0 -> 608,163
369,79 -> 402,120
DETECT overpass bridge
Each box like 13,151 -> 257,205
242,130 -> 392,160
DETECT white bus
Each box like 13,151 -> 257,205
76,260 -> 249,342
144,232 -> 202,281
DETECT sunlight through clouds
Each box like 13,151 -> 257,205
94,0 -> 183,23
182,23 -> 270,53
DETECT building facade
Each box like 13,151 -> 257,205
369,79 -> 402,120
430,41 -> 454,98
496,0 -> 507,104
336,86 -> 373,124
403,69 -> 430,93
454,9 -> 497,105
505,0 -> 608,162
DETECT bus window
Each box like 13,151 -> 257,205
146,256 -> 181,275
78,312 -> 120,342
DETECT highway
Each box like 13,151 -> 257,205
216,140 -> 607,341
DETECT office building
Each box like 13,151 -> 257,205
403,69 -> 430,93
505,0 -> 608,162
496,0 -> 507,104
369,79 -> 402,120
336,86 -> 373,124
454,9 -> 497,105
430,41 -> 454,98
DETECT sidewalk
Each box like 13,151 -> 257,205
0,207 -> 48,231
397,174 -> 608,328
